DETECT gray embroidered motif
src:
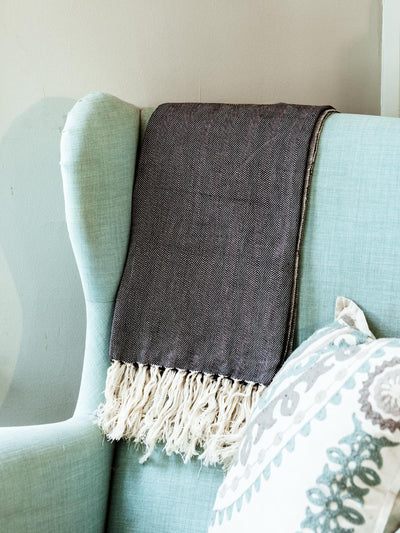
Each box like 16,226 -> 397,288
359,357 -> 400,432
236,331 -> 369,467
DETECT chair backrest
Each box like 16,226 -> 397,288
62,94 -> 400,532
297,112 -> 400,344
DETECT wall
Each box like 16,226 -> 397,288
381,0 -> 400,116
0,0 -> 382,425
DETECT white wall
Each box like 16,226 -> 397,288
381,0 -> 400,116
0,0 -> 382,425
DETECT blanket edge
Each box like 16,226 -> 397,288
98,360 -> 265,467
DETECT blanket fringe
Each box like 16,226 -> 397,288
97,360 -> 265,467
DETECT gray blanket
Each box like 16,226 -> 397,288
100,102 -> 334,465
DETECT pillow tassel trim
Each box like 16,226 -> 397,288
98,360 -> 265,467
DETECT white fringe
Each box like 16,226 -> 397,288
98,360 -> 265,467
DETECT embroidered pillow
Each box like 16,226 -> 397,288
209,297 -> 400,533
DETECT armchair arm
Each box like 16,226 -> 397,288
0,300 -> 115,532
0,417 -> 111,533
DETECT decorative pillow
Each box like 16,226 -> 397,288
209,297 -> 400,533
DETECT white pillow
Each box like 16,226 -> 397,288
209,298 -> 400,533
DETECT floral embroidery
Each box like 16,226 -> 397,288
301,415 -> 397,532
359,358 -> 400,432
236,330 -> 370,467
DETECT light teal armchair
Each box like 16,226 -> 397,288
1,92 -> 400,532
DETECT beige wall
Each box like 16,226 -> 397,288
2,0 -> 381,132
0,0 -> 382,425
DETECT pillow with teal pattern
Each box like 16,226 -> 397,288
209,297 -> 400,533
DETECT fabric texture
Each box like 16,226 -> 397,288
210,298 -> 400,533
99,102 -> 333,465
107,443 -> 224,533
110,102 -> 333,384
296,113 -> 400,346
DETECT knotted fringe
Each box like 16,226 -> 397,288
98,360 -> 265,467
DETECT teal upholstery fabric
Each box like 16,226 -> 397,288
107,445 -> 224,533
0,93 -> 141,532
0,417 -> 111,533
297,113 -> 400,345
61,92 -> 141,412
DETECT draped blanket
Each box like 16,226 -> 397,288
98,102 -> 334,466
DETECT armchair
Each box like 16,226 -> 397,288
1,92 -> 400,532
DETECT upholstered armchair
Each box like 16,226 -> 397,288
2,92 -> 400,532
